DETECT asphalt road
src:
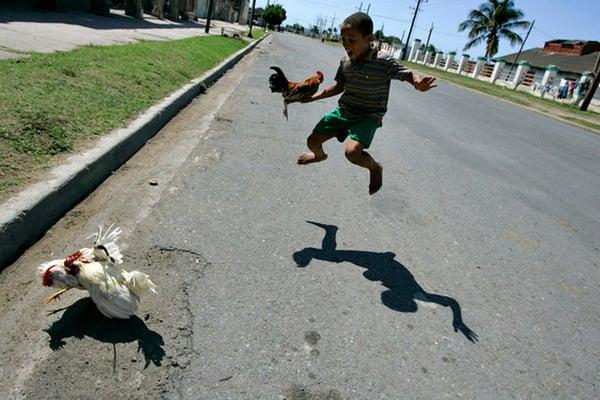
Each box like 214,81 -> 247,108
1,32 -> 599,399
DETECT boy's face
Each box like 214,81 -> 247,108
340,26 -> 372,60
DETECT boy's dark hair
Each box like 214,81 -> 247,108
342,12 -> 373,36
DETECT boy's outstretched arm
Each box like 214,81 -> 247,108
410,73 -> 437,92
391,62 -> 437,92
302,82 -> 344,103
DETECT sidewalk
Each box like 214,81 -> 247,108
0,4 -> 249,59
0,4 -> 268,268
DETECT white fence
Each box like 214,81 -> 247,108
405,40 -> 599,112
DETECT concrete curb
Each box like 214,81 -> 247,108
0,34 -> 269,270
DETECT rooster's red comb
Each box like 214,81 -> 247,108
64,251 -> 83,268
42,265 -> 57,287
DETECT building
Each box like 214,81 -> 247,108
11,0 -> 112,14
501,39 -> 600,82
198,0 -> 250,24
542,40 -> 600,56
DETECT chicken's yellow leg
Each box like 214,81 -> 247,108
45,288 -> 70,304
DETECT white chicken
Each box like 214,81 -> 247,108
38,225 -> 156,319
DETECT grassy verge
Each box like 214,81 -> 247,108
0,35 -> 248,201
403,61 -> 600,132
250,28 -> 266,39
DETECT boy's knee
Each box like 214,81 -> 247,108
345,142 -> 363,162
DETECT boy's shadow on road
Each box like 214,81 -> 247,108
293,221 -> 478,342
45,297 -> 165,369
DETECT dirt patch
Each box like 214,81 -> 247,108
22,245 -> 208,399
284,384 -> 344,400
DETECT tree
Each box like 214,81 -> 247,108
287,23 -> 305,34
458,0 -> 530,60
125,0 -> 143,18
419,43 -> 437,54
262,4 -> 287,29
386,35 -> 402,45
253,7 -> 264,23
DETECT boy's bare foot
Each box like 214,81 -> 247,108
297,152 -> 328,165
369,163 -> 383,195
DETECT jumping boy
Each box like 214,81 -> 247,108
299,12 -> 437,194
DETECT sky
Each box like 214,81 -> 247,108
256,0 -> 600,57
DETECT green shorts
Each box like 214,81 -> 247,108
313,108 -> 379,148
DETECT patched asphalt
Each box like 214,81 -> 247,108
1,32 -> 599,399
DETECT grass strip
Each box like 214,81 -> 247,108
0,35 -> 248,201
250,28 -> 266,39
403,61 -> 600,133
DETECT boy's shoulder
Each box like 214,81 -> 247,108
339,55 -> 351,64
338,51 -> 397,65
375,52 -> 397,63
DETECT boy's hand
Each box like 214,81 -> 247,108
413,75 -> 437,92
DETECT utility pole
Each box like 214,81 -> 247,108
204,0 -> 214,34
509,19 -> 534,73
580,53 -> 600,111
366,3 -> 370,14
424,23 -> 433,51
329,13 -> 336,31
247,0 -> 257,38
402,0 -> 425,60
358,2 -> 363,12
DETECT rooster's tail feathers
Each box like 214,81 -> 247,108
88,224 -> 123,264
269,66 -> 285,75
269,66 -> 288,93
122,270 -> 157,298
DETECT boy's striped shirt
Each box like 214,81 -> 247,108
335,47 -> 412,124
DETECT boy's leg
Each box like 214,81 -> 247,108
297,132 -> 334,164
344,139 -> 383,195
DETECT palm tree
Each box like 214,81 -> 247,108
458,0 -> 530,60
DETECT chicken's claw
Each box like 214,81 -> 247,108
44,288 -> 70,304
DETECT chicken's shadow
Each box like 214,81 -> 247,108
45,297 -> 165,368
293,221 -> 478,342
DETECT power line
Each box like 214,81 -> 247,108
424,23 -> 433,50
282,0 -> 468,40
371,13 -> 410,23
580,53 -> 600,111
402,0 -> 427,60
288,0 -> 354,13
509,19 -> 535,76
285,0 -> 412,23
413,24 -> 469,38
205,0 -> 214,33
533,26 -> 555,39
247,0 -> 257,37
